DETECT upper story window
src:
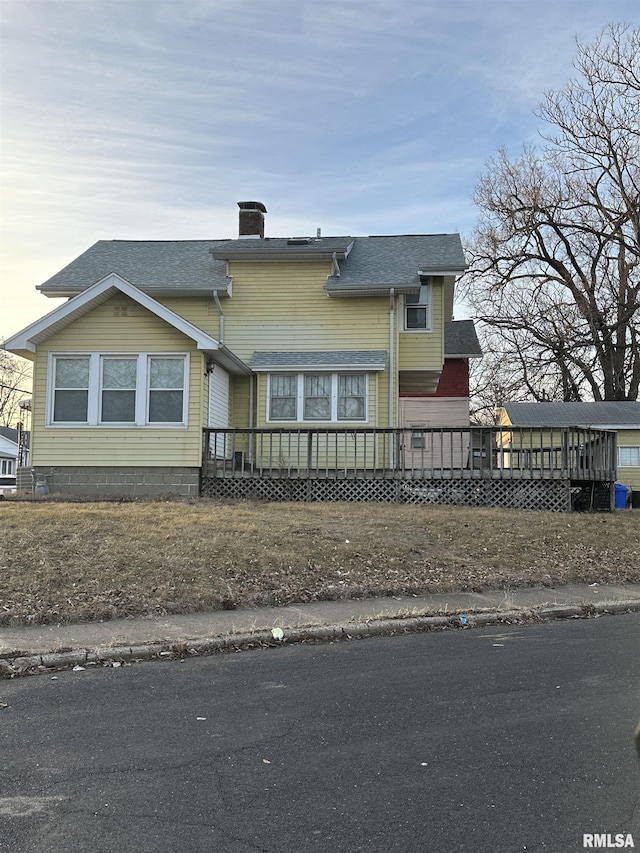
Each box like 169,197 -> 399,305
268,373 -> 367,423
404,283 -> 431,331
49,353 -> 188,427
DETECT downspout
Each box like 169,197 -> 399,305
212,291 -> 225,344
389,287 -> 395,467
249,372 -> 255,464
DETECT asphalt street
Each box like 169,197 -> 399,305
2,613 -> 640,853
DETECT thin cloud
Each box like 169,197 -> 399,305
1,0 -> 635,335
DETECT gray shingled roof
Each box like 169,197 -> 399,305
37,233 -> 466,298
444,320 -> 482,357
38,240 -> 233,295
251,351 -> 387,370
211,237 -> 354,259
0,426 -> 19,444
503,401 -> 640,427
325,234 -> 466,295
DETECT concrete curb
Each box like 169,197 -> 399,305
2,599 -> 640,678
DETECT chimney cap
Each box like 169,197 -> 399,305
237,201 -> 267,213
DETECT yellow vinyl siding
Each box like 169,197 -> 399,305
32,295 -> 205,467
222,261 -> 389,360
618,428 -> 640,490
158,296 -> 219,337
398,278 -> 444,370
222,261 -> 392,427
162,263 -> 396,427
231,376 -> 250,427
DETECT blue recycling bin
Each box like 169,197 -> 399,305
614,483 -> 630,509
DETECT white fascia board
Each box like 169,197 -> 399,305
418,268 -> 467,276
2,273 -> 221,354
0,435 -> 19,454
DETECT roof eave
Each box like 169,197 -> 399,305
418,266 -> 468,276
3,273 -> 223,354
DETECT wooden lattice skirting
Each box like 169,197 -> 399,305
199,476 -> 609,512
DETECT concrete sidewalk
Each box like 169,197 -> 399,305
3,582 -> 640,676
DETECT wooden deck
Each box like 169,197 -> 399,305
201,427 -> 616,511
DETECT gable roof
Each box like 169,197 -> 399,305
0,426 -> 19,445
502,401 -> 640,428
4,274 -> 251,375
35,234 -> 466,299
37,240 -> 233,297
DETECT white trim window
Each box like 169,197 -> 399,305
269,374 -> 297,420
403,283 -> 431,331
148,357 -> 187,423
618,446 -> 640,467
53,356 -> 90,422
1,459 -> 15,476
304,375 -> 332,420
101,357 -> 137,423
268,373 -> 368,423
49,353 -> 188,426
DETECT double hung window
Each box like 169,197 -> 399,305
338,375 -> 366,420
50,353 -> 187,426
53,357 -> 90,422
404,283 -> 431,331
268,373 -> 367,423
148,357 -> 186,423
101,358 -> 137,423
304,375 -> 331,420
269,375 -> 297,420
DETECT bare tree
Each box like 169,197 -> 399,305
462,23 -> 640,403
0,350 -> 32,427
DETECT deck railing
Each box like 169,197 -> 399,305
202,426 -> 617,482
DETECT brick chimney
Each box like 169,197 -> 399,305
238,201 -> 267,239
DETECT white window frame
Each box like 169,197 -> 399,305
1,459 -> 15,476
47,352 -> 189,427
267,372 -> 368,423
403,282 -> 432,332
618,445 -> 640,467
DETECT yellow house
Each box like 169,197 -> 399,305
3,201 -> 476,497
499,401 -> 640,496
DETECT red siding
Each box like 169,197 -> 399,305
399,359 -> 469,398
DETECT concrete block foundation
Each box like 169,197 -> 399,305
31,466 -> 201,498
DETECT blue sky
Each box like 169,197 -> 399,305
1,0 -> 637,338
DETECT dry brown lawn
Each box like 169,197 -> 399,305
1,500 -> 639,626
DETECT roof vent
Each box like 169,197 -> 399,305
287,237 -> 312,245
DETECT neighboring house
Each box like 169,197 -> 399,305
2,201 -> 479,497
498,401 -> 640,493
0,427 -> 19,494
